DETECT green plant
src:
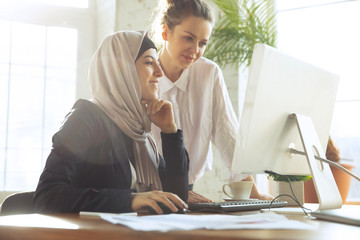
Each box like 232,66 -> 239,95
205,0 -> 277,68
267,174 -> 312,182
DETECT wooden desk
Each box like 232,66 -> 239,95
0,210 -> 359,240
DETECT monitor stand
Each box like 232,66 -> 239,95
290,113 -> 342,211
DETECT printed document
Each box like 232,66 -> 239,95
100,212 -> 315,232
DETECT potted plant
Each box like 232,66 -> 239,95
267,172 -> 311,206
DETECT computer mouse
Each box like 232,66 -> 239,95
145,202 -> 187,214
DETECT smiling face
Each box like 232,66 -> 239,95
135,48 -> 163,101
161,16 -> 212,73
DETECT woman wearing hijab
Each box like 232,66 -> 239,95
33,31 -> 189,214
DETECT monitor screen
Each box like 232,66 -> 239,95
231,43 -> 339,176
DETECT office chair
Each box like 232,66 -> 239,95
0,191 -> 35,215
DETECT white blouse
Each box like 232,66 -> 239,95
152,57 -> 245,184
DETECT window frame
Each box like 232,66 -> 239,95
0,0 -> 95,194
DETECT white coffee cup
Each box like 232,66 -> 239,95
222,181 -> 253,199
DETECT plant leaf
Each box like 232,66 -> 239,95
205,0 -> 277,68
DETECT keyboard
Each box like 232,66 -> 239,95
188,199 -> 288,213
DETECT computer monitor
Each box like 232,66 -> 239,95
231,43 -> 342,210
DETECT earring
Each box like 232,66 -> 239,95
162,32 -> 167,41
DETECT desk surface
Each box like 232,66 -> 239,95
0,208 -> 359,240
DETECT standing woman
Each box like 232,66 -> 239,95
34,31 -> 189,214
150,0 -> 272,202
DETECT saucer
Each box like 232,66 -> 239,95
224,198 -> 258,201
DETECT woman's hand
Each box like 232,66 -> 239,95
131,190 -> 188,214
141,99 -> 177,133
187,190 -> 212,203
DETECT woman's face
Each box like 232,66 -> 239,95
163,16 -> 213,70
135,48 -> 163,100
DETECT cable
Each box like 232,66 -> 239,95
265,170 -> 312,218
265,170 -> 312,217
270,194 -> 312,217
289,148 -> 360,181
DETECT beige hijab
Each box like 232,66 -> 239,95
88,31 -> 162,191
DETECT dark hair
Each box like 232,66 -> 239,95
150,0 -> 214,44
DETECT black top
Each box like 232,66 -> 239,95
34,99 -> 189,213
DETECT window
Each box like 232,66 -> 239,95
21,0 -> 88,8
0,1 -> 94,191
276,0 -> 360,201
0,21 -> 77,190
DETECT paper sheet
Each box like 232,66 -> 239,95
100,212 -> 316,232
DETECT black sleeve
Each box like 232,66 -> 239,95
33,101 -> 133,213
159,130 -> 189,202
